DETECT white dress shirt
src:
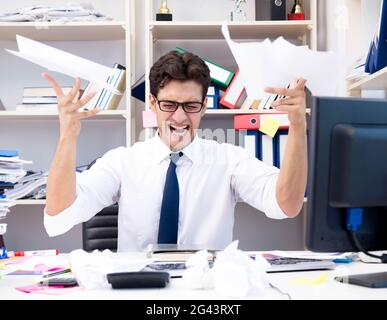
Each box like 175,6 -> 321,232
44,134 -> 287,251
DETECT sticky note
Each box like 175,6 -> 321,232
259,116 -> 280,138
289,272 -> 329,286
142,110 -> 158,128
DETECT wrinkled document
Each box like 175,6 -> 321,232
6,35 -> 120,94
222,22 -> 340,100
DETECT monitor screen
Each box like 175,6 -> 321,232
306,97 -> 387,252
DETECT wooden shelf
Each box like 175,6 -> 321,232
14,199 -> 46,205
205,109 -> 311,116
0,21 -> 126,41
348,67 -> 387,91
150,20 -> 314,40
0,110 -> 128,120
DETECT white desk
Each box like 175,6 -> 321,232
1,253 -> 387,300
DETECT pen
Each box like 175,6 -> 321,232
42,268 -> 72,278
7,249 -> 59,257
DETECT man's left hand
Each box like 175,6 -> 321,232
264,78 -> 307,128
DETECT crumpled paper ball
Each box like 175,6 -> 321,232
183,241 -> 270,298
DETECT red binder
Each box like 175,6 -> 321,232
234,113 -> 289,130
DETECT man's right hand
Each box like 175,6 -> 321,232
42,73 -> 99,140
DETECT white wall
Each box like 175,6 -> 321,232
3,0 -> 311,252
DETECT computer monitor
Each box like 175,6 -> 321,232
306,96 -> 387,254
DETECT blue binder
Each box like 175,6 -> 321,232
274,130 -> 289,169
365,0 -> 387,74
258,131 -> 275,166
242,130 -> 259,159
206,84 -> 220,109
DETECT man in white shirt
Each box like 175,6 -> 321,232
43,51 -> 308,251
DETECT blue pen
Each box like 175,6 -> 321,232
333,257 -> 353,263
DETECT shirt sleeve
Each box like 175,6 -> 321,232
44,147 -> 124,237
230,147 -> 288,220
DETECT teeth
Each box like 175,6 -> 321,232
170,125 -> 188,136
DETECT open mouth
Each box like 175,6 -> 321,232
169,124 -> 190,136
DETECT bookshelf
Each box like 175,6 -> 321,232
143,0 -> 316,251
0,0 -> 134,209
345,0 -> 385,96
0,110 -> 128,120
149,20 -> 314,40
348,66 -> 387,92
0,21 -> 126,41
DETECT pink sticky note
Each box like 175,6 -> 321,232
142,110 -> 158,128
16,284 -> 64,293
34,264 -> 64,272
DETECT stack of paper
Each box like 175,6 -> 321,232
0,150 -> 32,219
0,4 -> 112,22
221,22 -> 341,101
5,171 -> 48,201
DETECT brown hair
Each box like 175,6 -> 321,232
149,50 -> 211,100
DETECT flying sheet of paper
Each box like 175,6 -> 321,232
6,35 -> 120,94
222,22 -> 340,100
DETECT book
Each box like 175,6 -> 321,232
16,104 -> 57,111
175,47 -> 235,88
82,63 -> 126,111
23,87 -> 72,97
219,70 -> 246,109
22,97 -> 57,104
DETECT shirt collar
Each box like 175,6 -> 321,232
150,130 -> 202,164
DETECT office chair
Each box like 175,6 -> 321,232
81,157 -> 119,252
82,204 -> 118,252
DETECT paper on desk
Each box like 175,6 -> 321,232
221,22 -> 341,100
263,251 -> 354,260
6,35 -> 120,94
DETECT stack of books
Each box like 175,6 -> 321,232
16,86 -> 72,112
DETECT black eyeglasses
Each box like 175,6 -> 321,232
153,95 -> 204,113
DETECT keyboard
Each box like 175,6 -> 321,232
263,254 -> 336,273
143,255 -> 336,276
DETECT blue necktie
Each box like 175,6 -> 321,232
158,152 -> 183,244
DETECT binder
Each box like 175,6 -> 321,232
219,70 -> 246,109
241,130 -> 259,159
365,0 -> 387,74
206,85 -> 220,109
0,150 -> 18,157
234,113 -> 289,131
175,47 -> 235,88
274,130 -> 289,169
132,79 -> 145,102
259,131 -> 275,166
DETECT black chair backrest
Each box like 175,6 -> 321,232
82,204 -> 118,252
